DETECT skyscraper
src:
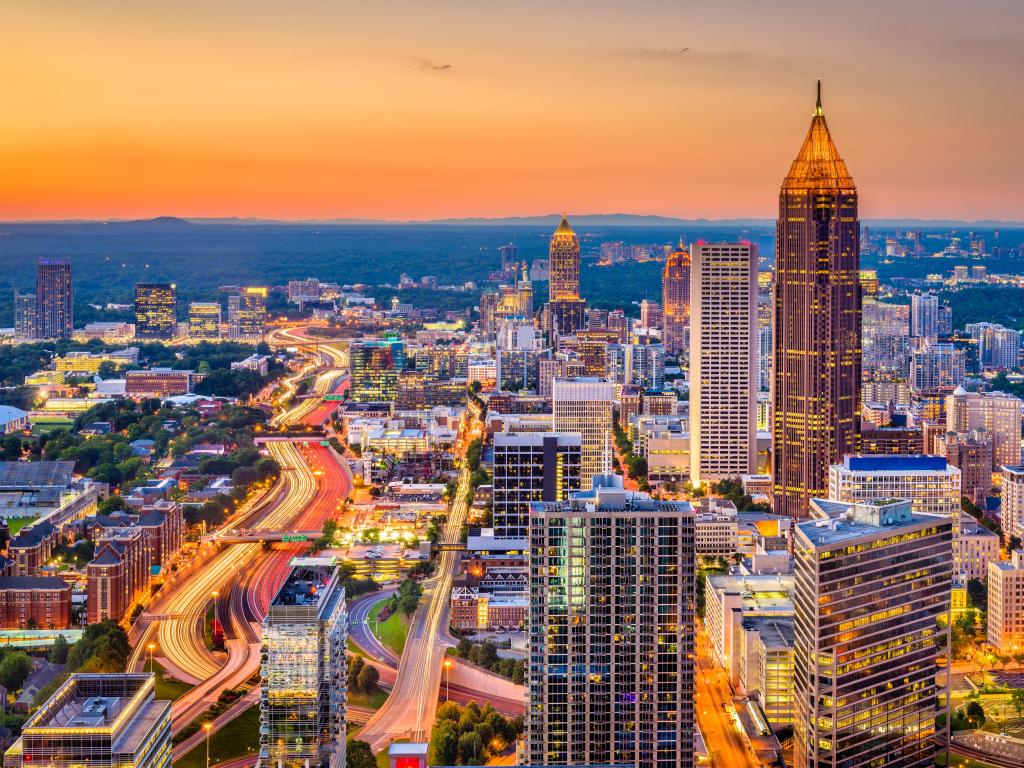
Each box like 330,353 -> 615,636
188,302 -> 222,339
910,291 -> 940,340
547,214 -> 586,334
134,283 -> 177,340
13,291 -> 36,340
551,377 -> 614,490
772,83 -> 861,518
492,432 -> 581,541
689,242 -> 757,486
260,562 -> 347,768
228,287 -> 267,341
35,257 -> 73,339
662,240 -> 691,354
794,499 -> 952,768
349,338 -> 405,402
528,474 -> 695,768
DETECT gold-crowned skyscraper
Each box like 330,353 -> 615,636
547,213 -> 586,334
772,82 -> 862,518
662,240 -> 690,354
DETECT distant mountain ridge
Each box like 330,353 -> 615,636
2,214 -> 1023,228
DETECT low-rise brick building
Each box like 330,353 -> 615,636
0,576 -> 71,629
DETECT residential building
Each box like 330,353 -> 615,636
910,342 -> 965,394
988,550 -> 1024,655
739,617 -> 795,727
965,322 -> 1021,371
3,674 -> 171,768
260,562 -> 347,768
188,302 -> 222,339
13,291 -> 36,340
690,242 -> 757,485
772,86 -> 861,518
551,378 -> 615,490
953,512 -> 1000,581
828,455 -> 961,517
133,284 -> 176,340
36,257 -> 73,339
694,497 -> 739,559
946,387 -> 1023,469
449,586 -> 527,631
793,499 -> 953,768
0,577 -> 71,629
910,291 -> 939,340
228,287 -> 267,342
1002,465 -> 1024,543
605,343 -> 665,389
528,474 -> 695,768
492,432 -> 581,542
937,431 -> 993,504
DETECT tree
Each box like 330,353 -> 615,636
966,578 -> 987,610
348,656 -> 366,691
1009,535 -> 1023,553
356,663 -> 379,694
0,652 -> 33,690
964,700 -> 986,727
429,721 -> 459,766
457,731 -> 484,765
1011,688 -> 1024,718
49,635 -> 70,664
345,740 -> 376,768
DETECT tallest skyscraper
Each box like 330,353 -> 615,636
772,83 -> 862,518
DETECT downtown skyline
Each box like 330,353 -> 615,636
2,1 -> 1023,222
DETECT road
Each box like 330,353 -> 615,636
695,621 -> 758,768
355,463 -> 474,751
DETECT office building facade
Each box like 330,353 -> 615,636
260,562 -> 347,768
134,284 -> 177,340
662,241 -> 690,354
349,338 -> 405,403
188,302 -> 222,339
793,499 -> 952,768
946,388 -> 1023,469
528,475 -> 695,768
492,432 -> 581,541
1002,465 -> 1024,543
547,214 -> 585,334
828,454 -> 961,518
773,86 -> 861,517
551,377 -> 615,490
228,287 -> 267,342
690,242 -> 757,486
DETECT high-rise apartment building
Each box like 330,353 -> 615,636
605,343 -> 665,390
988,550 -> 1024,655
492,432 -> 581,541
188,302 -> 222,339
910,291 -> 939,340
946,387 -> 1023,469
13,291 -> 36,340
965,322 -> 1021,371
772,84 -> 861,518
349,338 -> 405,402
828,454 -> 961,517
662,240 -> 691,355
35,257 -> 73,339
1002,465 -> 1024,543
793,499 -> 952,768
260,562 -> 347,768
528,474 -> 695,768
690,242 -> 757,486
547,214 -> 586,334
134,283 -> 177,340
551,377 -> 615,490
228,287 -> 267,342
498,243 -> 518,272
910,342 -> 965,394
4,673 -> 171,768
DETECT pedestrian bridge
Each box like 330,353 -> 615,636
205,529 -> 321,544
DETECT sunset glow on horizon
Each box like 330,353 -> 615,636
2,0 -> 1023,222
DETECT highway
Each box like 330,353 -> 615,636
355,462 -> 474,751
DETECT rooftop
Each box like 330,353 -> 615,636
842,454 -> 951,472
801,498 -> 948,547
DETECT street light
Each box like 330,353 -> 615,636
443,659 -> 452,701
147,642 -> 156,674
204,722 -> 213,768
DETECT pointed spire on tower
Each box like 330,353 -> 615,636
782,80 -> 854,191
815,79 -> 823,117
554,212 -> 575,237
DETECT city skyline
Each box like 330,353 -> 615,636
2,2 -> 1023,222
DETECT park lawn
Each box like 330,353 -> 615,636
6,517 -> 36,536
175,706 -> 259,768
152,661 -> 193,702
348,688 -> 388,710
370,603 -> 409,657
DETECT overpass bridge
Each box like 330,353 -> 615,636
205,529 -> 321,544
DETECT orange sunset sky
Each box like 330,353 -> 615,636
2,1 -> 1023,222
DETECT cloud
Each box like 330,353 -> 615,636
415,58 -> 453,72
626,46 -> 691,58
